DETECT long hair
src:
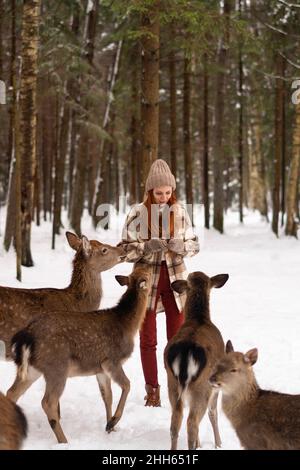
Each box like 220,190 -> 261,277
143,189 -> 177,240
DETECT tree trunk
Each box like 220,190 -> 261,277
297,183 -> 300,221
136,139 -> 144,201
52,91 -> 69,244
34,146 -> 40,226
213,0 -> 232,233
107,112 -> 116,209
0,0 -> 3,77
68,109 -> 78,218
238,0 -> 244,223
281,60 -> 286,227
70,0 -> 99,235
169,39 -> 177,182
4,165 -> 16,251
53,5 -> 80,245
4,0 -> 22,278
4,0 -> 17,251
92,40 -> 122,225
67,6 -> 81,217
248,111 -> 268,218
96,111 -> 116,229
183,57 -> 193,221
19,0 -> 41,266
202,53 -> 209,229
87,139 -> 98,215
285,102 -> 300,237
115,145 -> 120,214
41,82 -> 54,221
70,131 -> 88,236
129,49 -> 139,206
5,0 -> 16,182
140,1 -> 160,195
100,142 -> 109,207
15,93 -> 22,281
272,53 -> 284,237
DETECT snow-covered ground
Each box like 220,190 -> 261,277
0,209 -> 299,450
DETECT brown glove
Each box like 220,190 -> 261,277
144,239 -> 168,254
168,239 -> 185,254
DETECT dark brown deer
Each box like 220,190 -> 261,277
210,341 -> 300,450
0,232 -> 125,358
0,392 -> 27,450
164,271 -> 229,450
7,264 -> 151,444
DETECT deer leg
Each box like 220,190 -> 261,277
170,398 -> 184,450
187,393 -> 208,450
167,375 -> 184,450
96,372 -> 112,423
208,389 -> 221,448
103,363 -> 130,433
41,376 -> 68,444
7,366 -> 41,402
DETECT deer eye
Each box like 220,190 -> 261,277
102,247 -> 108,254
230,368 -> 237,373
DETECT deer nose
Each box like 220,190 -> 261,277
118,247 -> 127,261
209,374 -> 219,387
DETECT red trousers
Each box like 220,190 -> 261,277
140,261 -> 184,388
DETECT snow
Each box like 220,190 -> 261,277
0,209 -> 299,450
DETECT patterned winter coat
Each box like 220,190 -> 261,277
119,202 -> 199,313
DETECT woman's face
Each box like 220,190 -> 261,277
153,186 -> 172,204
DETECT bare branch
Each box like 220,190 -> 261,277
251,11 -> 300,38
279,52 -> 300,70
252,66 -> 299,82
277,0 -> 300,8
260,20 -> 288,35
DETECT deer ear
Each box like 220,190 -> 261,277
115,275 -> 129,286
244,348 -> 258,365
211,274 -> 229,289
171,280 -> 188,294
66,232 -> 81,251
139,279 -> 148,290
81,236 -> 91,257
226,340 -> 234,353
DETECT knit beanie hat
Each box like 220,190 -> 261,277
145,159 -> 176,192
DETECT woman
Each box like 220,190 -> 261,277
119,159 -> 199,406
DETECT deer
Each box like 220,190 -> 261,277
164,271 -> 229,450
209,341 -> 300,450
7,263 -> 151,444
0,392 -> 27,450
0,231 -> 125,359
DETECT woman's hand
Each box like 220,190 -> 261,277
167,239 -> 185,254
144,239 -> 168,253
